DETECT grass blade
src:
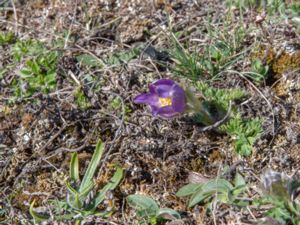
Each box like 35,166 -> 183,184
79,140 -> 105,192
29,199 -> 49,223
70,152 -> 79,181
91,166 -> 123,210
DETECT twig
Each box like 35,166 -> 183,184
9,0 -> 18,34
42,158 -> 62,173
246,206 -> 257,221
68,70 -> 81,86
121,198 -> 127,225
34,124 -> 68,156
22,190 -> 51,197
64,0 -> 78,49
75,44 -> 106,67
43,141 -> 88,160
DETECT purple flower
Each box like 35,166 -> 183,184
133,79 -> 186,119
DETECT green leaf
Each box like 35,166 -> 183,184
78,180 -> 94,199
29,200 -> 49,223
26,60 -> 40,74
79,140 -> 105,192
234,173 -> 246,187
19,68 -> 33,78
188,191 -> 211,208
127,194 -> 159,217
70,152 -> 79,181
157,208 -> 181,220
91,166 -> 123,209
176,183 -> 203,197
105,47 -> 141,66
44,71 -> 56,84
235,140 -> 252,156
93,210 -> 114,218
188,179 -> 233,208
201,179 -> 233,193
72,193 -> 83,209
76,54 -> 102,67
65,181 -> 83,209
65,181 -> 79,196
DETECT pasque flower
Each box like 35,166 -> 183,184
133,79 -> 186,119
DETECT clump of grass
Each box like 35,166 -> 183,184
30,140 -> 123,224
0,32 -> 15,46
171,44 -> 203,81
170,14 -> 251,80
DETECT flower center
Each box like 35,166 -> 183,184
159,97 -> 172,107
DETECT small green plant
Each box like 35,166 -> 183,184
226,0 -> 285,15
226,0 -> 258,10
76,54 -> 103,68
203,39 -> 238,77
30,140 -> 123,224
221,116 -> 262,156
110,97 -> 122,110
203,20 -> 249,78
15,51 -> 58,97
127,194 -> 181,225
105,46 -> 142,66
287,3 -> 300,34
12,39 -> 44,62
254,170 -> 300,225
0,32 -> 15,46
74,88 -> 91,109
9,39 -> 59,97
195,81 -> 246,110
249,59 -> 269,83
170,18 -> 250,80
194,82 -> 262,156
171,44 -> 203,81
176,173 -> 248,209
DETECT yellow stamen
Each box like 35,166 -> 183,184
159,97 -> 172,107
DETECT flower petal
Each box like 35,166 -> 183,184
156,105 -> 178,119
134,93 -> 158,105
149,105 -> 160,116
134,79 -> 186,119
150,79 -> 175,98
171,85 -> 186,113
153,79 -> 175,86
